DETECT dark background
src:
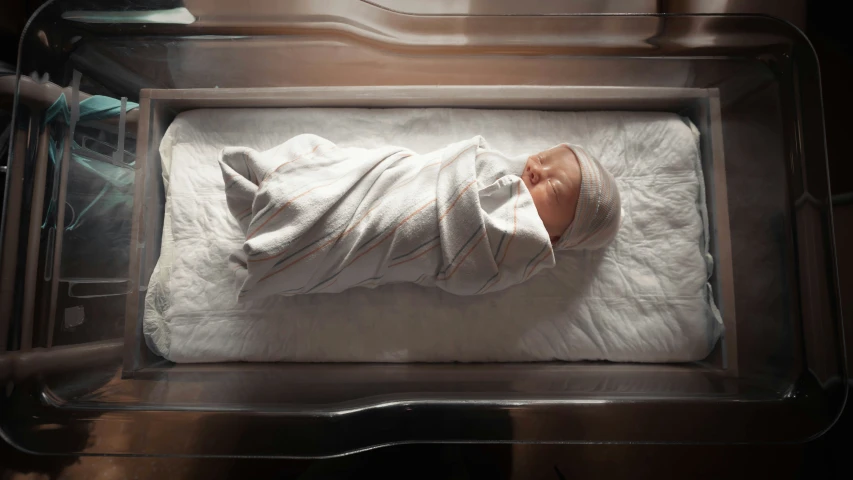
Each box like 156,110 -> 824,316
1,1 -> 851,478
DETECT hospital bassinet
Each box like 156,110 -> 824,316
0,2 -> 845,456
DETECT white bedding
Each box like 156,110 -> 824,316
144,108 -> 722,363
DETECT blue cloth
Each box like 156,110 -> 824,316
43,93 -> 138,230
45,93 -> 138,125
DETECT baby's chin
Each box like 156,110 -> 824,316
547,212 -> 576,239
546,223 -> 567,240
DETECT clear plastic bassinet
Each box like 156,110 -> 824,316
0,1 -> 845,456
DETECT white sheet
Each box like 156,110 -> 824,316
144,108 -> 722,363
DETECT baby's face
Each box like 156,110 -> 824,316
521,145 -> 582,242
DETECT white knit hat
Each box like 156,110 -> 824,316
554,145 -> 622,250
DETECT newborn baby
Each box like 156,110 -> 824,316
220,135 -> 620,300
521,143 -> 621,250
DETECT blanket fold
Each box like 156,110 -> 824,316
219,134 -> 554,299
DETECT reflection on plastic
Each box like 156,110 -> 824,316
39,88 -> 138,283
61,7 -> 196,25
67,281 -> 129,299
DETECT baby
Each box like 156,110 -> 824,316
521,144 -> 621,250
220,135 -> 620,299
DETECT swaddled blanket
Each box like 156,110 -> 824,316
220,134 -> 553,299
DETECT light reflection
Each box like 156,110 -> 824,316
61,7 -> 196,25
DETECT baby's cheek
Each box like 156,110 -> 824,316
533,192 -> 554,221
528,188 -> 544,211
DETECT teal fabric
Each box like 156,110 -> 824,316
45,93 -> 139,125
43,93 -> 138,230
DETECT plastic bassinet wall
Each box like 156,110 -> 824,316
0,1 -> 846,456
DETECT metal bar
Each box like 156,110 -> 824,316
145,85 -> 720,107
0,127 -> 30,353
123,95 -> 151,373
46,128 -> 71,348
707,95 -> 738,376
19,125 -> 49,350
0,75 -> 139,126
0,339 -> 123,382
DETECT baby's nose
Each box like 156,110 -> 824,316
526,164 -> 541,183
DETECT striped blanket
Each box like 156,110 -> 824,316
220,134 -> 554,300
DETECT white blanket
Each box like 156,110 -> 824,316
145,108 -> 722,363
221,134 -> 553,299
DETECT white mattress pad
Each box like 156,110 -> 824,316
144,108 -> 722,363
